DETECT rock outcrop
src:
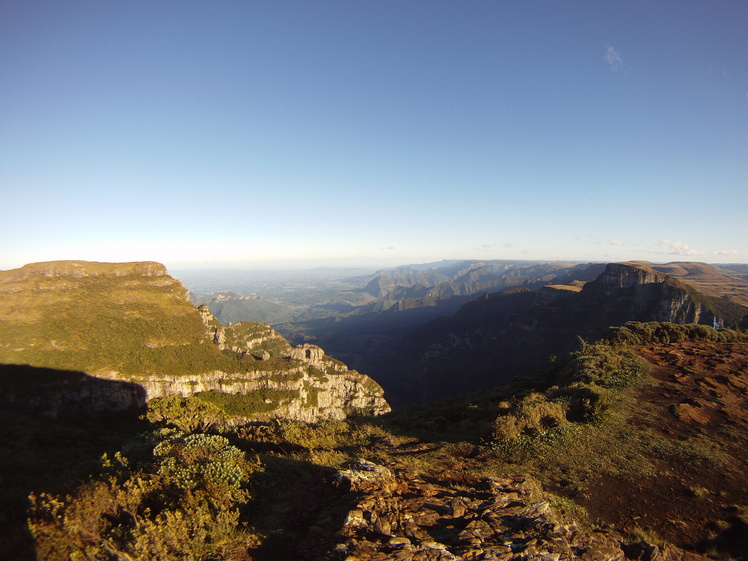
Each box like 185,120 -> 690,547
290,343 -> 326,365
580,262 -> 710,326
331,460 -> 708,561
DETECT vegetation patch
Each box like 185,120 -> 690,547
604,321 -> 748,346
304,381 -> 320,408
146,395 -> 229,433
196,388 -> 300,417
493,392 -> 568,440
491,341 -> 647,451
27,429 -> 261,561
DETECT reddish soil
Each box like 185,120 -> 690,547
577,341 -> 748,558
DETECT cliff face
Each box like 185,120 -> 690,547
95,362 -> 387,423
0,261 -> 389,421
0,364 -> 148,419
580,262 -> 708,326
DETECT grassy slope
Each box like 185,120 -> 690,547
0,265 -> 292,377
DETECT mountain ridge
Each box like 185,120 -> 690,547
0,260 -> 169,280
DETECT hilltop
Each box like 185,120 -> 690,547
647,261 -> 748,308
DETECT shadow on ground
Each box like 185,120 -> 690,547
0,364 -> 147,561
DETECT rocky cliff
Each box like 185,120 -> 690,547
580,262 -> 712,326
0,261 -> 389,421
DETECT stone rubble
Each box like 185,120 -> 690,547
330,460 -> 708,561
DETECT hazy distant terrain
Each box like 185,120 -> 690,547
177,260 -> 602,374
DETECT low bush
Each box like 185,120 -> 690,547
146,395 -> 229,433
554,341 -> 646,388
493,392 -> 568,441
27,429 -> 261,561
552,385 -> 612,424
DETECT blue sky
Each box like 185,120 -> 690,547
2,1 -> 747,270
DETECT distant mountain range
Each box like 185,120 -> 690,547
191,260 -> 607,373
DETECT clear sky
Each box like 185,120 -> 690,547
2,1 -> 747,271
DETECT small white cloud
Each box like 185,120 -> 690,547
381,246 -> 395,251
604,45 -> 624,72
654,239 -> 701,256
713,249 -> 737,256
478,243 -> 496,252
503,241 -> 513,248
610,239 -> 625,246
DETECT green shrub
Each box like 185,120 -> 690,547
146,395 -> 228,433
554,342 -> 646,389
197,388 -> 300,417
554,385 -> 612,424
27,429 -> 261,560
603,321 -> 748,346
153,431 -> 248,491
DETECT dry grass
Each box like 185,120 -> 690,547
493,393 -> 568,440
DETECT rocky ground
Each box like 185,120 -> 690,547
329,459 -> 707,561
